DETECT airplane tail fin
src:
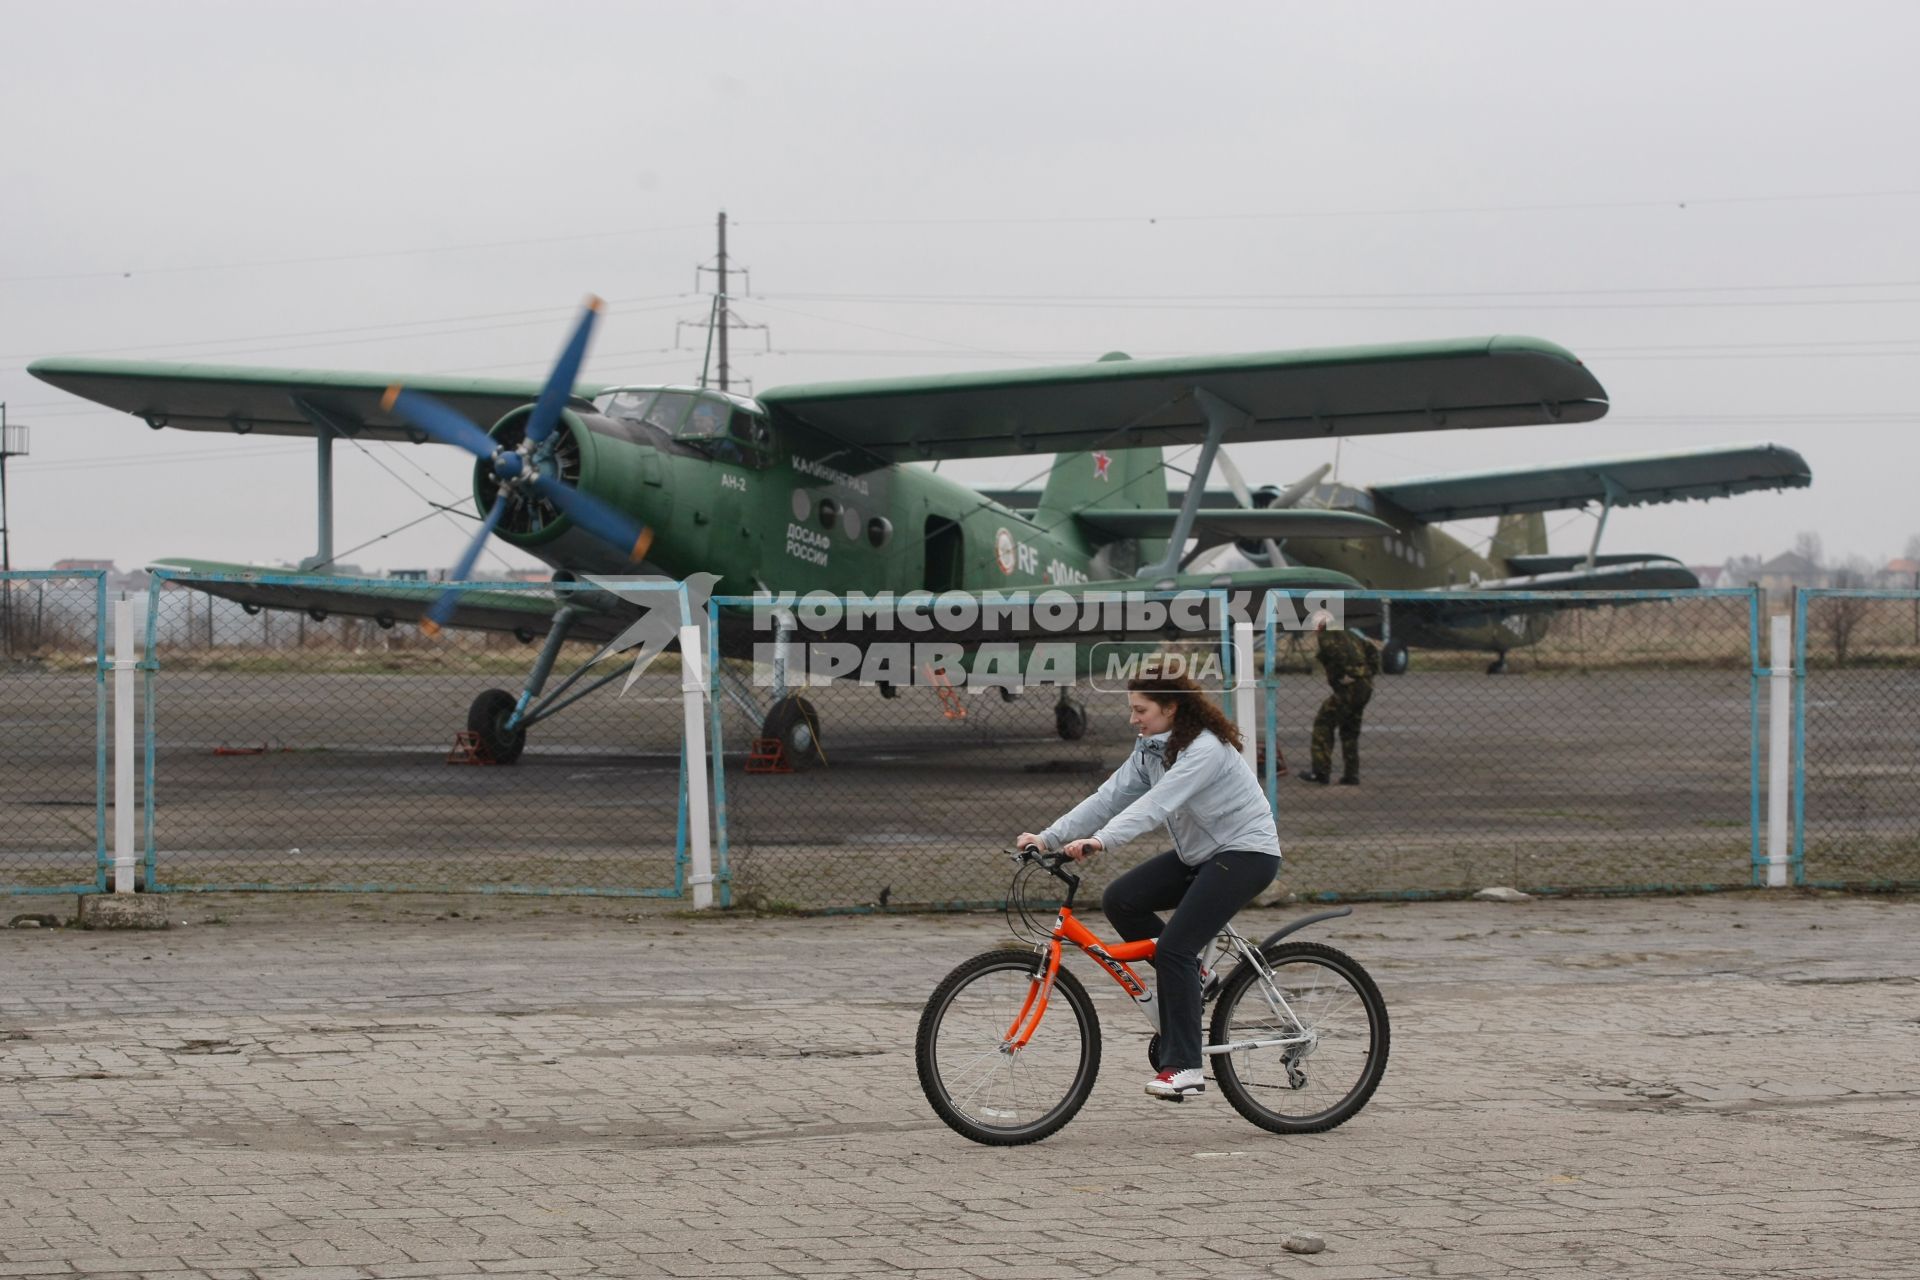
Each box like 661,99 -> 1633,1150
1035,445 -> 1165,526
1490,511 -> 1549,567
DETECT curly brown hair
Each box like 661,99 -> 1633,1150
1127,674 -> 1243,766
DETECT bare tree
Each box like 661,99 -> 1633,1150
1905,532 -> 1920,566
1793,530 -> 1824,568
1824,555 -> 1876,666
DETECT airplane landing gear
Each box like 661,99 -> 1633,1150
1486,653 -> 1508,675
761,694 -> 825,770
1381,638 -> 1410,676
467,688 -> 528,764
1054,691 -> 1088,741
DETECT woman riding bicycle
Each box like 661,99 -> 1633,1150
1017,673 -> 1281,1102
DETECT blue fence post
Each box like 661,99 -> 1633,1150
1792,588 -> 1809,885
1263,591 -> 1279,821
1747,586 -> 1764,886
91,572 -> 109,891
707,595 -> 732,908
142,572 -> 164,889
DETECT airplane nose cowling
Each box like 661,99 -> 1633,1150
473,404 -> 594,546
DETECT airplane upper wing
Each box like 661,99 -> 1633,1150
1371,442 -> 1810,521
26,358 -> 602,441
757,336 -> 1607,462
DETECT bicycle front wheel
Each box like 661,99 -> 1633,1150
916,949 -> 1101,1146
1209,940 -> 1389,1134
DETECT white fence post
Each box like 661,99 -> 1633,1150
1232,621 -> 1258,773
1766,612 -> 1791,888
679,623 -> 715,910
112,596 -> 135,894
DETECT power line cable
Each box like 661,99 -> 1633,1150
0,223 -> 707,286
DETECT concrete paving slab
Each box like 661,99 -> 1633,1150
2,889 -> 1918,1277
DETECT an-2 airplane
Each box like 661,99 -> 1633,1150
987,441 -> 1812,673
30,303 -> 1612,764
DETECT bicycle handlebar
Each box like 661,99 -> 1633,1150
1007,845 -> 1081,907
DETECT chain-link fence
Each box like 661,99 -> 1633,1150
0,571 -> 106,893
1265,589 -> 1762,898
139,570 -> 694,895
712,588 -> 1765,910
710,591 -> 1243,911
1795,588 -> 1920,888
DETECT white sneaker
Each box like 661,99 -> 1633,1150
1145,1067 -> 1206,1101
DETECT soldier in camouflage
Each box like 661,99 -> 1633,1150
1301,612 -> 1377,786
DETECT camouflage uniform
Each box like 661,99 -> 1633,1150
1310,630 -> 1375,782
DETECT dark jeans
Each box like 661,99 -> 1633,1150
1101,848 -> 1280,1072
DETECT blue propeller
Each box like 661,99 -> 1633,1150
378,296 -> 653,636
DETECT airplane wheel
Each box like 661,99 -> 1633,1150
1381,639 -> 1410,676
1486,654 -> 1508,676
762,695 -> 824,770
1055,699 -> 1088,741
467,688 -> 527,764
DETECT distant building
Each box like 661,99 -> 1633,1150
51,558 -> 115,573
1751,551 -> 1829,602
1880,558 -> 1920,590
1689,564 -> 1726,588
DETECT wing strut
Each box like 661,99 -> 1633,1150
1144,388 -> 1246,580
1583,474 -> 1629,572
287,395 -> 365,573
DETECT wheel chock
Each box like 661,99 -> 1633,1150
447,730 -> 496,766
745,736 -> 792,774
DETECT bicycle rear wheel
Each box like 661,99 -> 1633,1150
1208,940 -> 1388,1134
916,949 -> 1101,1146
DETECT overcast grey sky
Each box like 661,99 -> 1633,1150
3,0 -> 1916,575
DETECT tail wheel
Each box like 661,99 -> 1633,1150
917,949 -> 1101,1146
1054,699 -> 1088,741
1381,639 -> 1410,675
466,688 -> 527,765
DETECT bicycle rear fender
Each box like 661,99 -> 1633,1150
1255,907 -> 1353,951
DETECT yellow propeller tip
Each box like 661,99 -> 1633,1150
420,618 -> 441,638
629,527 -> 655,563
381,384 -> 403,412
586,294 -> 605,313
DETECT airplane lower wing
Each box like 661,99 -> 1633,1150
1074,507 -> 1391,547
147,558 -> 634,644
1465,557 -> 1701,593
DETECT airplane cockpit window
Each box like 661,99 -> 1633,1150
596,390 -> 657,423
671,392 -> 776,469
644,391 -> 695,433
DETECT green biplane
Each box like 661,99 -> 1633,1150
988,441 -> 1812,674
30,306 -> 1611,761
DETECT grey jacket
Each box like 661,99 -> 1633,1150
1040,729 -> 1282,866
